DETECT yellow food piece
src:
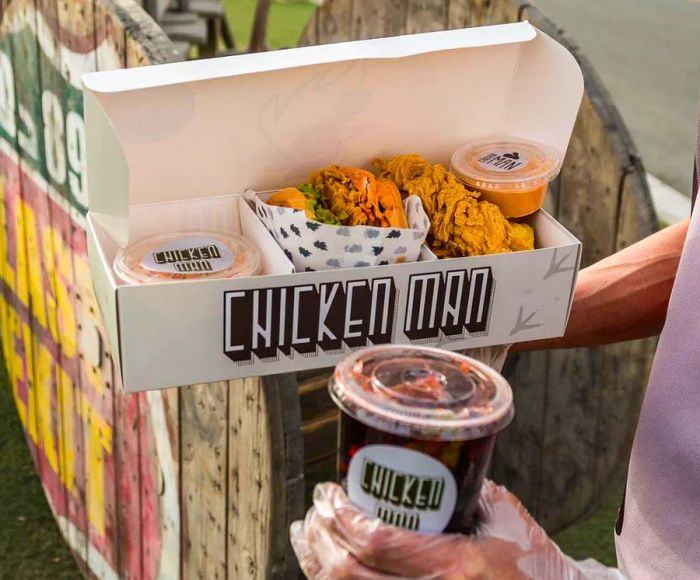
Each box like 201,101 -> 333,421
267,188 -> 314,219
374,154 -> 535,256
310,165 -> 409,228
508,222 -> 536,252
376,178 -> 408,229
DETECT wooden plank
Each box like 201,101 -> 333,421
228,376 -> 294,579
595,168 -> 658,501
34,0 -> 68,548
37,0 -> 93,567
462,0 -> 491,27
114,381 -> 143,579
181,382 -> 228,580
57,0 -> 121,566
487,0 -> 525,24
406,0 -> 448,33
537,94 -> 627,532
491,350 -> 548,519
298,372 -> 334,423
91,5 -> 141,577
266,373 -> 304,578
8,0 -> 59,555
304,456 -> 336,509
302,409 -> 338,464
142,388 -> 181,580
446,0 -> 469,29
0,0 -> 43,484
350,0 -> 405,40
317,0 -> 353,44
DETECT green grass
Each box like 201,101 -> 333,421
224,0 -> 316,50
0,354 -> 80,579
554,483 -> 623,567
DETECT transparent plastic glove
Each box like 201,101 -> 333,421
290,480 -> 624,579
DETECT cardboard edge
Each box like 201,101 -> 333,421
238,196 -> 295,275
81,22 -> 537,94
86,213 -> 123,376
84,90 -> 129,247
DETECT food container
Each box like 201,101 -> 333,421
114,230 -> 261,284
329,345 -> 514,534
451,138 -> 561,218
247,191 -> 430,271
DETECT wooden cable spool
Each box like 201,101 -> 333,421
0,0 -> 300,577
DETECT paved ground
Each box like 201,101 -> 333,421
534,0 -> 700,198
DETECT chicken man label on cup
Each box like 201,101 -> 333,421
347,445 -> 458,533
330,346 -> 515,535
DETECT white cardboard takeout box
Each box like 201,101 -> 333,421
83,21 -> 584,393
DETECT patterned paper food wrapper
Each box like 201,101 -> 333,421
246,190 -> 431,272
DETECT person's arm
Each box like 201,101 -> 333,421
514,217 -> 690,351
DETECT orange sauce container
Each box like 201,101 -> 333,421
114,231 -> 261,284
451,138 -> 561,218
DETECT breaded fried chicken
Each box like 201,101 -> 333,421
374,154 -> 535,257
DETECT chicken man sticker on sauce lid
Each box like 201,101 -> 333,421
450,138 -> 562,218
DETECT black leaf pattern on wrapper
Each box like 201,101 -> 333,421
386,229 -> 401,239
305,266 -> 315,272
280,227 -> 289,239
284,249 -> 294,262
379,260 -> 389,266
299,247 -> 312,257
372,246 -> 384,256
345,244 -> 363,253
314,240 -> 328,251
306,221 -> 321,231
290,224 -> 301,237
326,258 -> 341,268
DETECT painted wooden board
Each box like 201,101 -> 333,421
0,0 -> 181,577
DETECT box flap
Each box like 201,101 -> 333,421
83,22 -> 582,245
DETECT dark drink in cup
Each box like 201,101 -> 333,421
329,345 -> 513,535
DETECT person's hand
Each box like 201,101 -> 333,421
290,480 -> 616,579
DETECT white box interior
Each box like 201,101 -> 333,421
82,22 -> 585,392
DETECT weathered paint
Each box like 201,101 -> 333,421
0,1 -> 177,577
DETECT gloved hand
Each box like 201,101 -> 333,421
290,479 -> 623,579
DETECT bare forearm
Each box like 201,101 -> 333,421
515,218 -> 689,351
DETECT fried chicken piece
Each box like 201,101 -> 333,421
309,165 -> 408,228
376,178 -> 408,229
374,154 -> 535,256
267,187 -> 315,219
508,221 -> 536,252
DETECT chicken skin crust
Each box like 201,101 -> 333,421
374,154 -> 535,257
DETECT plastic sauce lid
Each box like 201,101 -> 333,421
329,345 -> 514,441
114,231 -> 261,284
451,138 -> 561,192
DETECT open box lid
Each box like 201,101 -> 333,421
83,21 -> 583,247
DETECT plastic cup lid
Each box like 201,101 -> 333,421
114,230 -> 261,284
451,137 -> 561,191
329,345 -> 514,441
